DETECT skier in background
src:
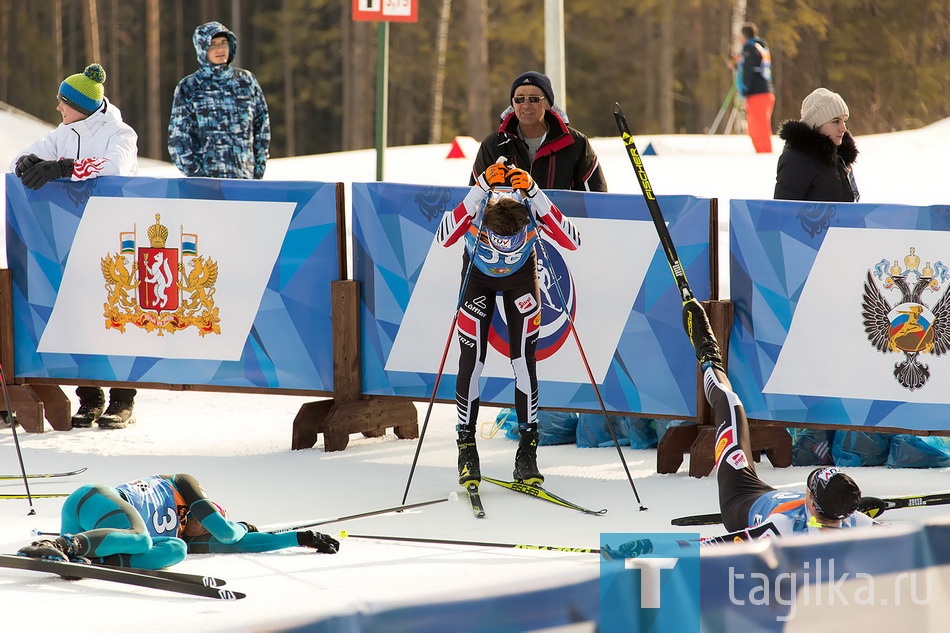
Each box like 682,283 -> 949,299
17,473 -> 338,569
734,22 -> 775,153
437,163 -> 581,488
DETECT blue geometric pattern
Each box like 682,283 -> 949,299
5,173 -> 336,391
729,198 -> 950,429
352,183 -> 712,417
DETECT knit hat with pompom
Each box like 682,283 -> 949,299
58,64 -> 106,116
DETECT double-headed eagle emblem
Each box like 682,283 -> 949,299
862,247 -> 950,390
100,214 -> 221,336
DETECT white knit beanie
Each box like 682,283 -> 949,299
801,88 -> 849,129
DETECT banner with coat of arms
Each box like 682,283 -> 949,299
5,174 -> 338,392
730,198 -> 950,431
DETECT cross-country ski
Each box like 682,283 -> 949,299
0,554 -> 242,599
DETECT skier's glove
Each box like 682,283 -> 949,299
621,539 -> 654,557
484,163 -> 509,188
238,521 -> 259,533
507,168 -> 538,197
297,530 -> 340,554
21,159 -> 74,190
14,153 -> 42,177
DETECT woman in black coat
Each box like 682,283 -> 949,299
774,87 -> 859,202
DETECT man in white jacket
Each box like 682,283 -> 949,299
9,63 -> 140,429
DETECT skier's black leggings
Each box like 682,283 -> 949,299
708,367 -> 775,532
454,253 -> 540,435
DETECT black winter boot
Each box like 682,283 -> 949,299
72,387 -> 105,428
457,436 -> 481,486
97,392 -> 136,429
513,427 -> 543,485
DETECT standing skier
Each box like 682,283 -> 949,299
436,163 -> 581,488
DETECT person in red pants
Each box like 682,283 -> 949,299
736,22 -> 775,153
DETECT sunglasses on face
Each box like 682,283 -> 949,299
512,95 -> 546,104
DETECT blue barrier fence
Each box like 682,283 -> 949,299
730,198 -> 950,431
4,174 -> 337,391
352,183 -> 712,417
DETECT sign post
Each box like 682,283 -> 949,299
352,0 -> 419,182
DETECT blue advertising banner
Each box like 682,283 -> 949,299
729,198 -> 950,430
352,183 -> 712,417
5,174 -> 337,391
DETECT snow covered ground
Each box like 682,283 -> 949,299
1,103 -> 949,632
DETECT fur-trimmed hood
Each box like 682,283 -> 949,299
778,119 -> 858,167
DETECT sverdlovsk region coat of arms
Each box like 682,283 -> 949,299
101,214 -> 220,336
862,247 -> 950,390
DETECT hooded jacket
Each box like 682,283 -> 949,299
167,21 -> 270,179
10,99 -> 138,179
470,109 -> 606,192
774,120 -> 859,202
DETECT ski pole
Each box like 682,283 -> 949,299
338,531 -> 599,554
263,493 -> 457,533
520,191 -> 647,511
613,102 -> 694,304
0,362 -> 36,515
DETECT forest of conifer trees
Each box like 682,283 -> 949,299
0,0 -> 946,161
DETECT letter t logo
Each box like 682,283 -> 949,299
625,558 -> 679,608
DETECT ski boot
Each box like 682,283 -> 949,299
17,536 -> 87,564
457,436 -> 481,486
513,427 -> 544,485
682,299 -> 725,372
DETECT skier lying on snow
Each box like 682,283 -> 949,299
17,473 -> 339,569
605,300 -> 873,559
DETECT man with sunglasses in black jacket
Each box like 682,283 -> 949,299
471,71 -> 607,193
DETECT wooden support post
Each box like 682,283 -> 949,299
0,269 -> 72,432
292,280 -> 419,451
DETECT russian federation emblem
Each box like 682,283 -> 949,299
101,214 -> 220,336
861,247 -> 950,390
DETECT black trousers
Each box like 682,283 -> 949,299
708,367 -> 775,532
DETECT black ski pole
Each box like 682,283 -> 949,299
0,362 -> 36,515
613,102 -> 695,304
264,495 -> 454,533
338,531 -> 599,554
521,195 -> 646,511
